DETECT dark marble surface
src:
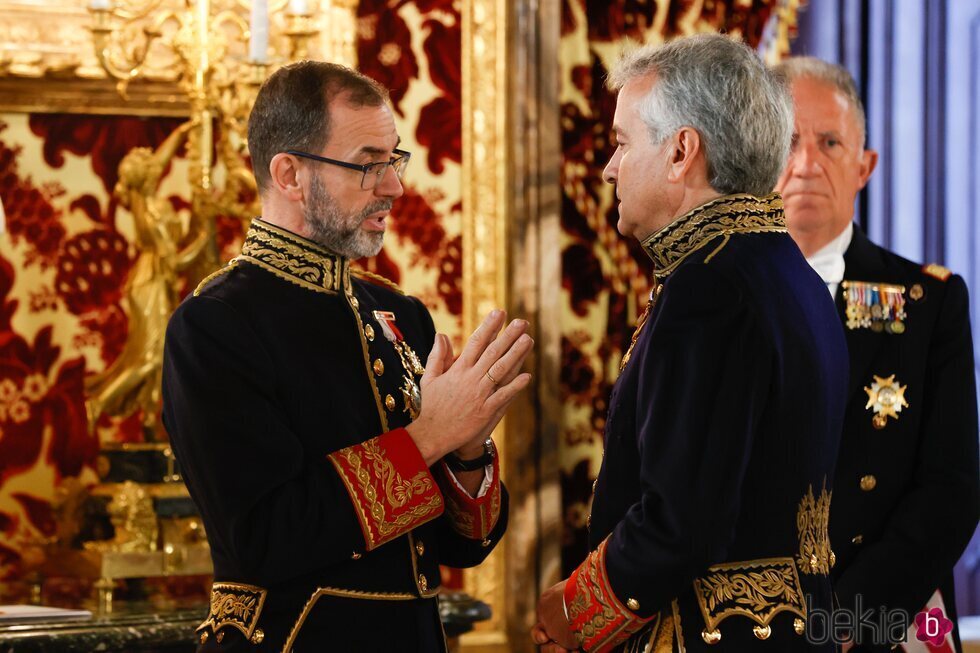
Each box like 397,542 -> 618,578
0,593 -> 490,652
0,603 -> 203,653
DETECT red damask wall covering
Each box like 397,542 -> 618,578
0,0 -> 463,583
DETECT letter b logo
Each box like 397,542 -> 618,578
914,608 -> 952,646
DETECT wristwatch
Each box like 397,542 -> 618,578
444,438 -> 495,472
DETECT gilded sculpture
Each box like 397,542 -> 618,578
84,120 -> 207,435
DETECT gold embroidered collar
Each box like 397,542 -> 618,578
641,193 -> 787,279
238,218 -> 349,294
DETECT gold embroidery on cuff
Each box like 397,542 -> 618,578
328,436 -> 443,551
441,462 -> 502,540
567,539 -> 652,652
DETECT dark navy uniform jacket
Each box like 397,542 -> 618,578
830,226 -> 979,652
162,219 -> 506,653
563,194 -> 849,652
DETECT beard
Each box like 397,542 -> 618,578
303,175 -> 390,259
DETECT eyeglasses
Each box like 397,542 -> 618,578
286,149 -> 411,190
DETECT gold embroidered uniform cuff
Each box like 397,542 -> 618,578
564,538 -> 654,652
437,451 -> 502,540
327,428 -> 444,551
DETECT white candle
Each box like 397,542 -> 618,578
288,0 -> 308,15
249,0 -> 268,63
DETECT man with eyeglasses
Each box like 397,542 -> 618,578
162,61 -> 532,652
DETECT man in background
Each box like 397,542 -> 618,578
775,56 -> 979,652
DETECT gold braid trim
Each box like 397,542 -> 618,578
281,586 -> 435,653
194,259 -> 238,296
641,193 -> 787,280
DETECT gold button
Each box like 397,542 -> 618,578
830,550 -> 836,567
592,478 -> 598,493
852,534 -> 863,545
385,394 -> 396,411
753,625 -> 772,640
481,538 -> 491,547
200,631 -> 209,644
860,475 -> 877,491
418,574 -> 428,592
910,284 -> 924,301
415,540 -> 425,557
250,629 -> 265,644
349,295 -> 360,310
702,629 -> 721,645
216,631 -> 225,643
626,598 -> 640,611
365,324 -> 375,341
352,551 -> 362,560
373,359 -> 384,376
794,618 -> 806,635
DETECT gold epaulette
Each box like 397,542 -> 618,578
922,263 -> 952,281
352,268 -> 405,295
194,259 -> 239,296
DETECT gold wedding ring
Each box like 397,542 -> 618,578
485,369 -> 500,385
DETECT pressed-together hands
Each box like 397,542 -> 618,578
406,309 -> 534,467
533,580 -> 578,652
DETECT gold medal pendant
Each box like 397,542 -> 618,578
864,374 -> 909,429
401,375 -> 422,419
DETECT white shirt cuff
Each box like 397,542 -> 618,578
447,462 -> 494,498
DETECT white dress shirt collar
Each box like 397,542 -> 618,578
805,222 -> 854,298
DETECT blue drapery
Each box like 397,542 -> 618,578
792,0 -> 980,617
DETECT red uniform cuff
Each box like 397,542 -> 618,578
437,452 -> 502,540
327,428 -> 444,551
564,538 -> 653,652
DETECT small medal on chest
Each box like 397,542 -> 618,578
842,281 -> 907,333
372,310 -> 424,419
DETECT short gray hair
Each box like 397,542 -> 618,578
772,56 -> 866,145
607,34 -> 793,197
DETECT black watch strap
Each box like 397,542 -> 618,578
444,438 -> 495,472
